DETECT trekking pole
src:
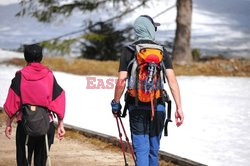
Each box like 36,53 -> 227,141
25,135 -> 30,166
118,117 -> 136,164
45,134 -> 52,166
115,116 -> 129,166
164,100 -> 172,136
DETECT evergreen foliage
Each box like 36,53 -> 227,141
16,0 -> 147,59
81,22 -> 132,60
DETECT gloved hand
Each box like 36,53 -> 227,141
111,99 -> 122,116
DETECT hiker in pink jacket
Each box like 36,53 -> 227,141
4,44 -> 66,166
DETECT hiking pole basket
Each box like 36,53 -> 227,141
115,116 -> 136,166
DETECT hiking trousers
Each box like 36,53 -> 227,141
128,104 -> 166,166
16,121 -> 55,166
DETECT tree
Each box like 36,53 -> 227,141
16,0 -> 148,59
172,0 -> 193,64
81,22 -> 132,60
17,0 -> 149,23
17,0 -> 193,63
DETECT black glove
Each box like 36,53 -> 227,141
111,99 -> 122,116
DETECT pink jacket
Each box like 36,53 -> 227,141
4,63 -> 65,121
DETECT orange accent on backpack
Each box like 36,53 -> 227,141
128,45 -> 163,103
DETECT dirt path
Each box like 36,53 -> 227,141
0,110 -> 134,166
0,113 -> 172,166
0,125 -> 134,166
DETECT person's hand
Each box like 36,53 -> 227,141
57,121 -> 65,140
5,117 -> 13,139
111,99 -> 122,117
175,108 -> 184,127
5,126 -> 12,139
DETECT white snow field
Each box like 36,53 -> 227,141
0,48 -> 22,61
0,50 -> 250,166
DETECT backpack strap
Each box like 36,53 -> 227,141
160,62 -> 167,84
127,58 -> 136,72
125,44 -> 136,77
122,44 -> 137,117
160,45 -> 170,84
127,44 -> 136,52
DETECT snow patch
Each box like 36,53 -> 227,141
0,48 -> 250,166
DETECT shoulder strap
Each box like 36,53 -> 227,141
126,44 -> 137,74
127,58 -> 136,71
126,44 -> 136,52
162,46 -> 172,59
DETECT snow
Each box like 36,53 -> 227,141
0,49 -> 22,61
1,50 -> 250,166
161,76 -> 250,166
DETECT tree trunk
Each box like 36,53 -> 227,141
173,0 -> 193,64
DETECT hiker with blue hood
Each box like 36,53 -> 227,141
111,15 -> 184,166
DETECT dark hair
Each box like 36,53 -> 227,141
24,44 -> 43,63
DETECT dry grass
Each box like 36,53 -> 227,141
173,58 -> 250,77
160,161 -> 177,166
0,110 -> 5,127
65,129 -> 118,152
2,56 -> 250,77
0,109 -> 17,127
2,57 -> 119,76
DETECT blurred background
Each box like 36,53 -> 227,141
0,0 -> 250,166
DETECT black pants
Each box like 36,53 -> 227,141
128,104 -> 166,166
16,121 -> 55,166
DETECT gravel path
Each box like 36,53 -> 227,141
0,112 -> 172,166
0,113 -> 134,166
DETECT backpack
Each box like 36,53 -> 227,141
14,71 -> 50,137
22,104 -> 52,165
18,72 -> 52,165
22,104 -> 50,137
126,43 -> 167,120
